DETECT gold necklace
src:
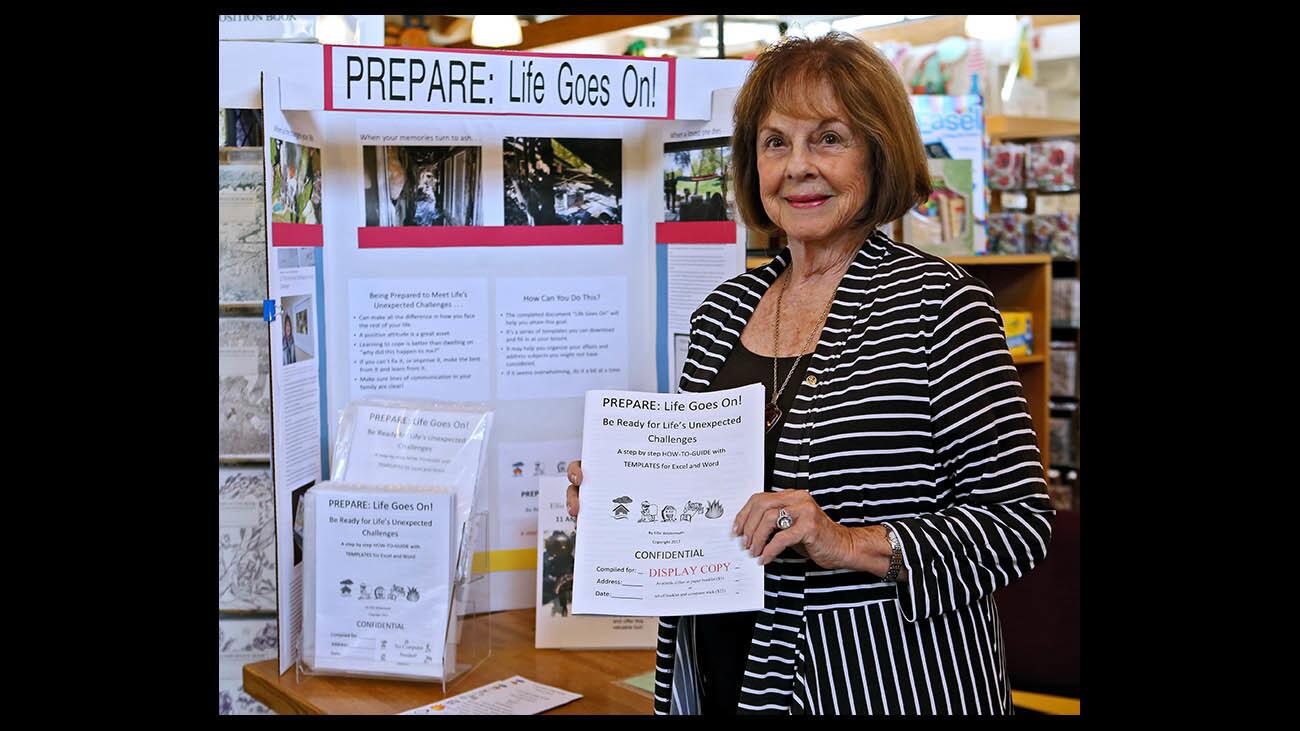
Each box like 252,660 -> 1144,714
767,275 -> 836,432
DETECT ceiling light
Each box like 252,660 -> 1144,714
316,15 -> 355,45
831,15 -> 904,32
699,36 -> 718,48
702,21 -> 780,46
471,15 -> 523,47
627,24 -> 671,40
964,15 -> 1018,41
805,21 -> 832,38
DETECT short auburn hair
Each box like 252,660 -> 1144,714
731,31 -> 932,235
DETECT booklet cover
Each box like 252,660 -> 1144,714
535,476 -> 658,649
301,482 -> 456,680
572,385 -> 765,617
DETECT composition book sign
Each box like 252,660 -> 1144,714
572,385 -> 764,617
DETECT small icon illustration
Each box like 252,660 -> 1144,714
534,461 -> 545,476
612,495 -> 632,519
556,460 -> 568,475
390,584 -> 407,600
661,504 -> 677,522
639,501 -> 658,522
407,586 -> 420,602
339,579 -> 354,596
512,461 -> 525,477
681,501 -> 705,522
374,586 -> 385,600
359,582 -> 372,599
705,500 -> 724,519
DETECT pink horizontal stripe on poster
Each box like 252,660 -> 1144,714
357,225 -> 623,248
655,221 -> 737,244
272,223 -> 324,246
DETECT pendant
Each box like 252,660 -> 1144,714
765,402 -> 782,432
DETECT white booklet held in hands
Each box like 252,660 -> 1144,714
572,384 -> 765,617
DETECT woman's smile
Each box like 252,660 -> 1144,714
784,194 -> 832,208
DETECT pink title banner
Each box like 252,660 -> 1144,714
357,225 -> 623,248
325,45 -> 674,120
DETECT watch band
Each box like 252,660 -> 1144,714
883,524 -> 903,582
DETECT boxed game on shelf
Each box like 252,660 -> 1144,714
1050,340 -> 1078,398
1027,140 -> 1079,191
1052,278 -> 1081,327
1050,413 -> 1076,468
1031,212 -> 1080,258
1001,310 -> 1034,356
988,212 -> 1029,254
1034,192 -> 1081,215
988,142 -> 1027,190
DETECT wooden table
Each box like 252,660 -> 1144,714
243,608 -> 656,714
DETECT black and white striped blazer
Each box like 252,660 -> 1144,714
654,230 -> 1054,715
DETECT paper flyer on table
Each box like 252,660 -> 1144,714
572,384 -> 764,617
400,676 -> 582,715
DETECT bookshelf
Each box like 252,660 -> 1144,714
985,116 -> 1081,508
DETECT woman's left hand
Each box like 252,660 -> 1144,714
732,490 -> 854,569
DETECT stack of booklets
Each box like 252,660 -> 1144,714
301,481 -> 458,681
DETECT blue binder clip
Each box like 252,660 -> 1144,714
263,299 -> 277,322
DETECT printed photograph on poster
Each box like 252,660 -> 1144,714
663,137 -> 733,222
279,294 -> 314,365
219,467 -> 277,612
540,528 -> 576,617
362,145 -> 482,227
503,137 -> 622,225
219,318 -> 271,456
276,247 -> 316,270
270,138 -> 322,224
290,482 -> 312,566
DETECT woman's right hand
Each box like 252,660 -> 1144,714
566,460 -> 583,518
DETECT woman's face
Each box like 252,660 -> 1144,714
756,81 -> 870,244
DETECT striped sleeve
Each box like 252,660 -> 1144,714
886,277 -> 1054,623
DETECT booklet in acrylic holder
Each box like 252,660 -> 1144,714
298,484 -> 491,691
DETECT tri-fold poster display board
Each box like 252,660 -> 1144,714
241,43 -> 752,674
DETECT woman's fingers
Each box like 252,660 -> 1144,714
566,459 -> 582,517
745,507 -> 782,557
566,481 -> 580,518
739,495 -> 780,550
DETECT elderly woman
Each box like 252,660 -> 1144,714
569,32 -> 1052,715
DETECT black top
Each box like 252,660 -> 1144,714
694,337 -> 813,714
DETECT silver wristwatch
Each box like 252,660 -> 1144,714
882,524 -> 903,582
